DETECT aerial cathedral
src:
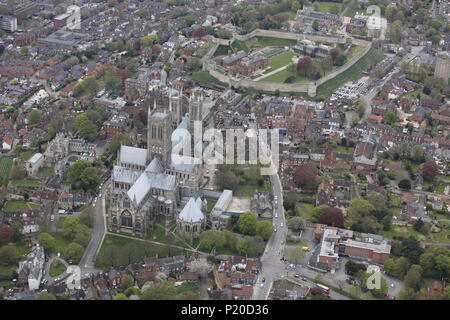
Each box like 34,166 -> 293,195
109,88 -> 208,237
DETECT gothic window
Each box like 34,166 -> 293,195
123,200 -> 130,208
121,211 -> 132,228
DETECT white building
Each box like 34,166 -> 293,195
26,153 -> 44,176
18,245 -> 45,291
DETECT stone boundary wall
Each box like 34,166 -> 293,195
202,29 -> 372,97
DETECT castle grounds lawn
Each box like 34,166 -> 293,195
11,179 -> 40,187
191,71 -> 226,88
315,48 -> 385,99
260,67 -> 309,84
266,52 -> 296,71
40,167 -> 55,176
49,260 -> 67,277
0,156 -> 13,181
430,229 -> 450,242
3,200 -> 40,212
213,45 -> 230,56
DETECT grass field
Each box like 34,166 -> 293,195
0,156 -> 13,181
333,146 -> 355,154
95,234 -> 184,268
11,179 -> 40,187
314,2 -> 343,14
48,232 -> 76,255
207,199 -> 217,213
213,45 -> 230,56
260,67 -> 309,83
295,203 -> 315,221
191,71 -> 226,88
3,200 -> 41,212
41,167 -> 55,176
266,52 -> 296,71
315,48 -> 385,99
18,151 -> 34,161
49,260 -> 67,277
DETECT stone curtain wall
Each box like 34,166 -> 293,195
202,29 -> 371,97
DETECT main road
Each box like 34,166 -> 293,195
252,173 -> 288,300
79,178 -> 110,274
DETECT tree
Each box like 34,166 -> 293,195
310,205 -> 329,222
329,48 -> 339,64
312,20 -> 319,31
335,54 -> 347,66
346,198 -> 375,228
28,110 -> 42,125
256,220 -> 274,240
140,34 -> 159,47
397,288 -> 417,300
122,274 -> 134,289
398,179 -> 411,190
216,170 -> 240,191
188,260 -> 212,277
10,164 -> 26,180
0,225 -> 14,246
237,211 -> 258,236
355,100 -> 366,118
383,109 -> 397,125
37,292 -> 56,300
140,281 -> 177,300
236,236 -> 264,257
0,243 -> 19,264
74,224 -> 91,246
113,293 -> 129,300
287,216 -> 305,232
296,57 -> 313,76
199,230 -> 226,251
74,113 -> 99,142
294,163 -> 318,191
62,216 -> 81,239
11,222 -> 23,241
64,242 -> 84,262
319,207 -> 344,227
404,265 -> 422,290
223,230 -> 238,250
345,260 -> 367,275
422,161 -> 438,182
38,232 -> 56,252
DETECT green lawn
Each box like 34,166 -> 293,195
260,67 -> 309,83
266,52 -> 296,71
11,179 -> 40,187
3,200 -> 41,212
315,48 -> 385,99
295,202 -> 315,221
18,151 -> 34,161
381,226 -> 424,240
333,146 -> 355,154
403,88 -> 431,100
0,156 -> 14,181
277,10 -> 297,20
49,260 -> 67,277
314,2 -> 343,14
191,71 -> 226,88
40,167 -> 55,176
95,234 -> 184,268
430,229 -> 450,242
236,181 -> 271,197
213,45 -> 230,56
68,156 -> 78,162
207,199 -> 217,213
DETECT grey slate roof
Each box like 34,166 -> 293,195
178,197 -> 204,223
120,145 -> 147,167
